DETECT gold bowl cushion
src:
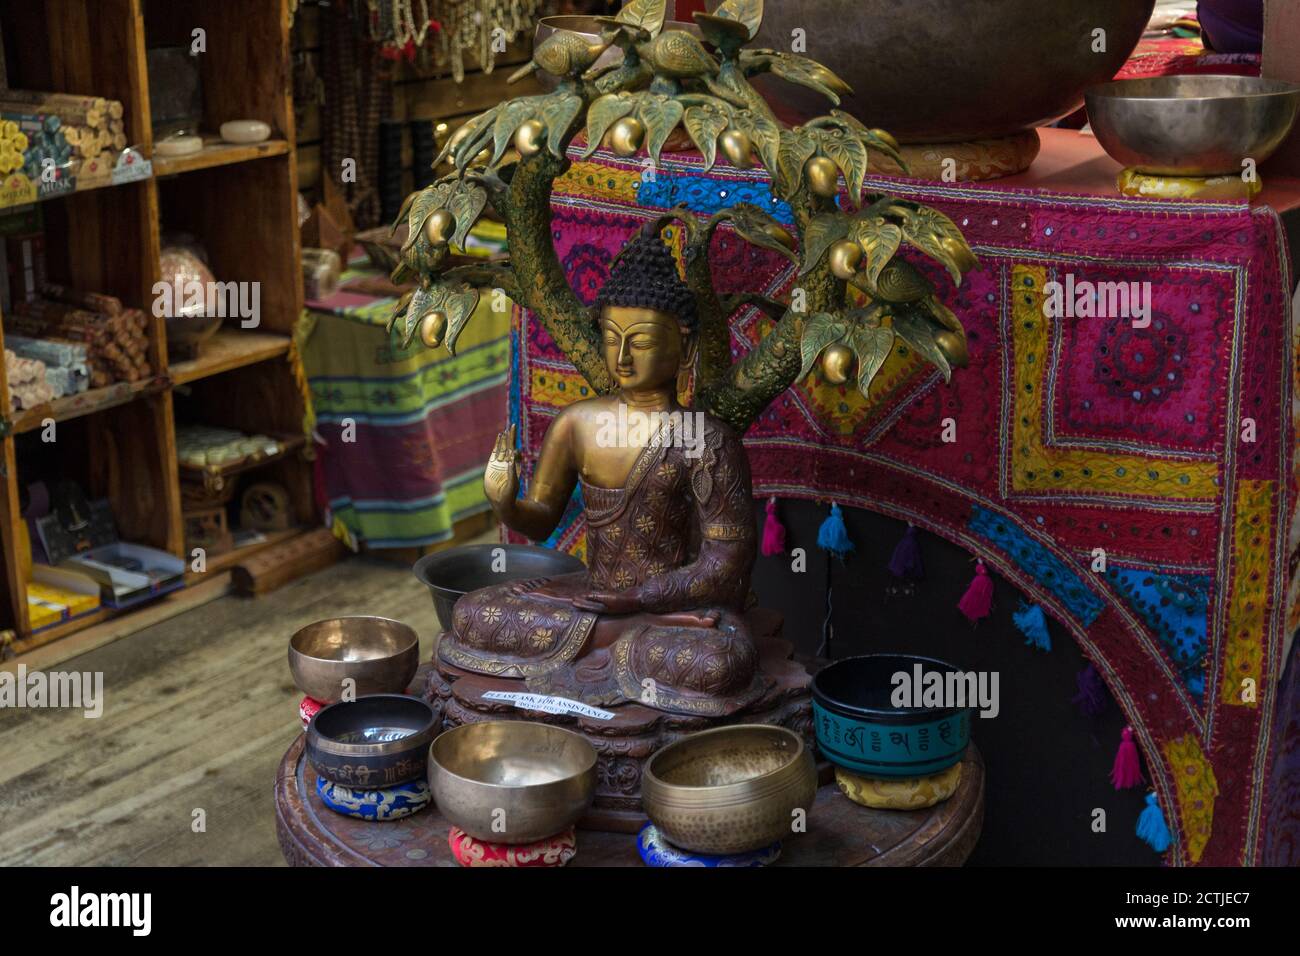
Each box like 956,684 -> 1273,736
835,762 -> 963,811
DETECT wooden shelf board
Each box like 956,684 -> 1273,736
153,137 -> 290,177
169,329 -> 292,385
185,526 -> 305,581
11,377 -> 168,434
4,573 -> 232,668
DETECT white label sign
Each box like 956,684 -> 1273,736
480,691 -> 615,721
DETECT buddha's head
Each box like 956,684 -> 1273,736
594,229 -> 697,392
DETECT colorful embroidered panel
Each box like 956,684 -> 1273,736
510,144 -> 1298,865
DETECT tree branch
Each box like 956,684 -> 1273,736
503,151 -> 613,394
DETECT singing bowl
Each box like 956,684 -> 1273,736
1086,75 -> 1300,176
428,721 -> 597,844
288,616 -> 420,703
713,0 -> 1154,142
306,694 -> 438,789
812,654 -> 971,779
413,543 -> 586,631
641,725 -> 817,855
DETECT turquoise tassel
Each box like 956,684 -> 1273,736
1012,602 -> 1051,651
817,503 -> 854,559
1136,793 -> 1171,853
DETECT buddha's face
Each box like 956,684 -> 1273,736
599,306 -> 684,391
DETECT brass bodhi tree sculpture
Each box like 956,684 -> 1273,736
389,0 -> 976,436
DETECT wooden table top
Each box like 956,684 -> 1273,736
274,734 -> 985,867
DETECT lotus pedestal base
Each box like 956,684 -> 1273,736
867,130 -> 1041,182
425,608 -> 815,833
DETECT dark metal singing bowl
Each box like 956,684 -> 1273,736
1086,75 -> 1300,176
719,0 -> 1155,142
306,694 -> 438,789
428,721 -> 597,844
412,543 -> 586,631
287,616 -> 420,704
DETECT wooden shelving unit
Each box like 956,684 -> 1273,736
0,0 -> 320,658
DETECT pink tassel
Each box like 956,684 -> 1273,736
957,559 -> 994,623
1110,726 -> 1143,790
761,496 -> 786,556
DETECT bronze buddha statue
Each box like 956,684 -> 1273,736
438,230 -> 766,716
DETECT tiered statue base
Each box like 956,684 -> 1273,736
867,129 -> 1041,181
425,607 -> 814,832
275,734 -> 984,866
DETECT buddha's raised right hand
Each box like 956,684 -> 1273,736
484,424 -> 520,512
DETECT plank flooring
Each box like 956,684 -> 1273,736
0,555 -> 445,866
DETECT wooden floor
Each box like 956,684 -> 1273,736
0,555 -> 446,866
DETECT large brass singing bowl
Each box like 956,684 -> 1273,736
1086,75 -> 1300,177
642,724 -> 817,855
719,0 -> 1155,142
287,616 -> 420,704
428,721 -> 597,844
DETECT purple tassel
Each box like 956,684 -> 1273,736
1071,663 -> 1108,718
888,524 -> 925,580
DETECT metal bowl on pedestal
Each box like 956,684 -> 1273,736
812,654 -> 972,778
306,694 -> 438,789
730,0 -> 1155,142
288,616 -> 420,704
1086,75 -> 1300,176
641,724 -> 817,855
428,720 -> 598,843
413,543 -> 586,631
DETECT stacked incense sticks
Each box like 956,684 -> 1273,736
0,91 -> 127,183
7,283 -> 151,388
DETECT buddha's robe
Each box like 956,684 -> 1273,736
439,412 -> 769,716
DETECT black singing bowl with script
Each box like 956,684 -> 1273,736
811,654 -> 972,778
306,694 -> 438,790
413,543 -> 586,631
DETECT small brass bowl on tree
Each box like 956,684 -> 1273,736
307,694 -> 438,789
642,724 -> 817,855
288,616 -> 420,704
428,721 -> 597,844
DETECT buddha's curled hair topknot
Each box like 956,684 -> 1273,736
594,225 -> 698,331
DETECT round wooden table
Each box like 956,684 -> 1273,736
275,735 -> 984,867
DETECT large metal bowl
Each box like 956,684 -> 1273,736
428,721 -> 597,844
641,724 -> 817,855
1086,75 -> 1300,176
718,0 -> 1155,142
306,694 -> 438,789
412,543 -> 586,631
288,616 -> 420,704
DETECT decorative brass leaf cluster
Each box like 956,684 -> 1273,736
390,0 -> 978,432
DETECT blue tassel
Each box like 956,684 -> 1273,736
1012,602 -> 1051,651
817,503 -> 854,559
1136,792 -> 1171,853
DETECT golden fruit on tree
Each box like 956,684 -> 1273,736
805,155 -> 840,197
869,128 -> 900,151
764,223 -> 795,250
828,240 -> 863,280
419,311 -> 449,349
445,126 -> 490,165
514,120 -> 546,157
424,208 -> 456,246
821,343 -> 854,384
939,235 -> 978,274
934,330 -> 969,367
719,128 -> 753,168
608,116 -> 645,157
